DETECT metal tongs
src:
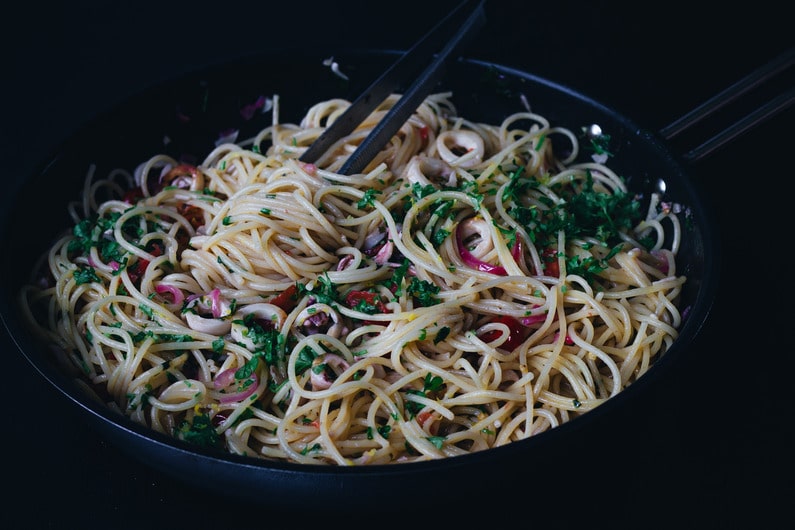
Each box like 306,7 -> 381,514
299,0 -> 487,175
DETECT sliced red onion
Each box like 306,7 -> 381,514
299,162 -> 317,176
650,250 -> 670,274
457,217 -> 493,259
553,331 -> 575,346
310,354 -> 350,391
240,95 -> 271,120
297,304 -> 343,338
363,229 -> 387,251
209,288 -> 222,318
337,255 -> 354,271
155,283 -> 184,305
456,230 -> 521,276
185,293 -> 200,304
519,313 -> 546,326
457,239 -> 498,272
214,368 -> 258,404
214,368 -> 236,389
373,240 -> 394,265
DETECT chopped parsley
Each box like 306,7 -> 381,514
357,188 -> 382,209
406,277 -> 441,307
73,266 -> 100,285
176,412 -> 221,449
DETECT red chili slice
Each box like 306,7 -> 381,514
477,315 -> 528,350
345,290 -> 387,313
344,290 -> 389,326
177,203 -> 205,230
126,242 -> 164,285
419,125 -> 429,142
122,188 -> 144,204
270,284 -> 299,312
541,247 -> 559,277
162,164 -> 202,190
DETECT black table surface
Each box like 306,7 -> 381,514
3,1 -> 792,527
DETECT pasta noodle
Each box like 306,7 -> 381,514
19,91 -> 686,465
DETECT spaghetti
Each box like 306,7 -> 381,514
19,91 -> 686,465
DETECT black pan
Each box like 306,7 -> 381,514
0,48 -> 723,506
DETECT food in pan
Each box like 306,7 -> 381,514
19,91 -> 687,465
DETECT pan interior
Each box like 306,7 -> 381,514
0,49 -> 717,501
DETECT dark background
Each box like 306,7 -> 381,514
2,1 -> 792,527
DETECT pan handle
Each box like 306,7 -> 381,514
659,47 -> 794,163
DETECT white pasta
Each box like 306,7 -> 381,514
18,91 -> 685,465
